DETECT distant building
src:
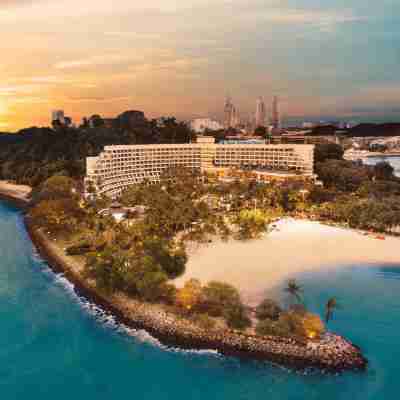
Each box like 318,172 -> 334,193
224,96 -> 239,129
271,96 -> 280,129
190,118 -> 223,133
302,122 -> 315,129
51,109 -> 72,128
255,97 -> 267,128
51,110 -> 65,125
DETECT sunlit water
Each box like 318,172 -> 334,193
363,155 -> 400,177
1,201 -> 400,399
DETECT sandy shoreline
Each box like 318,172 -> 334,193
0,181 -> 31,207
177,218 -> 400,305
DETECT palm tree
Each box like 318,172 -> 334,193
285,279 -> 303,304
325,297 -> 339,324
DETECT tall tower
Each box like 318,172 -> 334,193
231,106 -> 240,128
271,96 -> 280,129
255,96 -> 267,128
224,96 -> 239,129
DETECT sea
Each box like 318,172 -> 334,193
363,155 -> 400,177
1,201 -> 400,399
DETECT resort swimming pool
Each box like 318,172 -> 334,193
1,200 -> 399,399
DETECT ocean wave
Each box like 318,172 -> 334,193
39,262 -> 219,358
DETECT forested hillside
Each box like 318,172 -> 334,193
0,116 -> 194,186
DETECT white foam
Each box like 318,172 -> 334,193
35,258 -> 219,358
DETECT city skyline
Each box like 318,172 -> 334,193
1,0 -> 400,131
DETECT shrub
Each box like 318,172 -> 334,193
143,239 -> 188,278
225,304 -> 251,330
175,279 -> 203,312
255,298 -> 282,320
66,242 -> 92,256
256,317 -> 292,337
202,281 -> 241,317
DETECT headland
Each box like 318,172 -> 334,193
0,184 -> 368,372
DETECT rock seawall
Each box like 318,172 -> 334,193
24,216 -> 368,373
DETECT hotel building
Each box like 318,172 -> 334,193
85,137 -> 315,198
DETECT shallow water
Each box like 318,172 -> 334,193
1,201 -> 399,399
363,155 -> 400,177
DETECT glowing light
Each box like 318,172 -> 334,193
0,99 -> 6,114
308,331 -> 317,339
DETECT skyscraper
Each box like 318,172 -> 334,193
271,96 -> 280,129
51,110 -> 65,125
255,96 -> 267,128
224,96 -> 239,129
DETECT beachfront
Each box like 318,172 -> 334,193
176,219 -> 400,305
0,181 -> 31,202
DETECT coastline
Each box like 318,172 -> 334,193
0,189 -> 368,372
0,181 -> 31,209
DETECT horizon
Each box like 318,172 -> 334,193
1,0 -> 400,131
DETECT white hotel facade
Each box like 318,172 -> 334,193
85,137 -> 315,198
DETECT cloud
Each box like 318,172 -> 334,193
0,85 -> 38,96
104,31 -> 162,40
232,7 -> 365,32
65,95 -> 131,103
1,0 -> 35,7
54,54 -> 139,69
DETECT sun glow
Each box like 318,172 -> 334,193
0,100 -> 9,129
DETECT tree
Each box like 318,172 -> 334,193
143,238 -> 187,278
255,298 -> 282,320
373,161 -> 394,181
235,209 -> 268,240
316,159 -> 370,191
29,199 -> 83,234
225,303 -> 251,330
32,175 -> 78,204
314,143 -> 344,163
325,297 -> 339,323
84,246 -> 127,293
285,279 -> 303,304
257,310 -> 325,340
254,126 -> 267,136
202,281 -> 242,317
124,256 -> 170,302
89,114 -> 104,128
175,279 -> 203,312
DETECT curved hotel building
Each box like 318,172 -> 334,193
85,137 -> 315,198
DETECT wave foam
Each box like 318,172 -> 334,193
38,260 -> 219,358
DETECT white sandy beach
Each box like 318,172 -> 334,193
0,181 -> 32,200
175,219 -> 400,305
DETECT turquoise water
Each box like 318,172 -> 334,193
363,155 -> 400,177
1,201 -> 400,399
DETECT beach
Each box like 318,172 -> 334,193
176,219 -> 400,305
0,181 -> 31,204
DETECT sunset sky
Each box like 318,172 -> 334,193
1,0 -> 400,131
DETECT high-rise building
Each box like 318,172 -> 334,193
51,110 -> 65,125
271,96 -> 280,129
255,96 -> 267,128
224,96 -> 239,129
231,106 -> 240,128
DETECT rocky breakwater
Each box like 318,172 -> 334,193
25,219 -> 367,373
112,294 -> 367,372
